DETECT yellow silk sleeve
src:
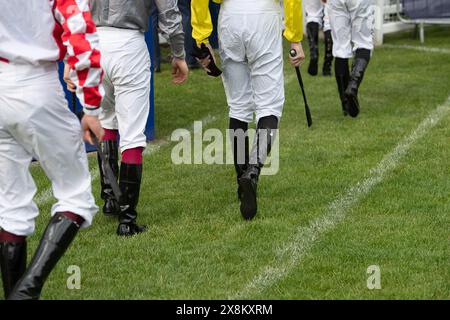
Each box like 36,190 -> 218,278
283,0 -> 304,42
191,0 -> 216,45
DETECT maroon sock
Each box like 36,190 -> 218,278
122,147 -> 144,165
102,128 -> 118,141
61,212 -> 85,226
0,230 -> 26,243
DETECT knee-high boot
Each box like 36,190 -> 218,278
8,214 -> 80,300
307,22 -> 320,76
238,116 -> 278,220
116,163 -> 146,236
344,48 -> 371,116
98,140 -> 120,216
335,57 -> 353,116
229,118 -> 249,201
322,30 -> 334,76
0,240 -> 27,298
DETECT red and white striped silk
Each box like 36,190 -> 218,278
0,0 -> 104,115
53,0 -> 104,115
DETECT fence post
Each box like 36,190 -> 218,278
419,21 -> 425,44
374,0 -> 385,46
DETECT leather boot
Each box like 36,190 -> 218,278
98,140 -> 120,216
0,241 -> 27,298
236,164 -> 247,201
238,165 -> 260,220
229,118 -> 249,201
239,116 -> 278,220
322,30 -> 333,76
335,58 -> 351,116
307,22 -> 320,76
116,163 -> 146,236
345,49 -> 371,117
336,75 -> 350,116
8,214 -> 80,300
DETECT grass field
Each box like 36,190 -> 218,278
2,27 -> 449,300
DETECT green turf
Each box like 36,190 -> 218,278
1,26 -> 449,300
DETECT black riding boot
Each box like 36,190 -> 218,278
345,49 -> 371,116
335,57 -> 352,117
239,116 -> 278,220
1,241 -> 27,298
322,30 -> 333,76
307,22 -> 320,76
229,118 -> 249,201
116,163 -> 146,236
8,214 -> 80,300
98,140 -> 120,216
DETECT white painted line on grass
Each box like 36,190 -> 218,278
229,96 -> 450,299
383,44 -> 450,54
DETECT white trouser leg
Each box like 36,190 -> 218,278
218,13 -> 254,123
349,0 -> 374,52
218,14 -> 254,123
329,0 -> 353,58
0,63 -> 98,235
97,27 -> 151,153
98,70 -> 118,131
323,3 -> 332,32
220,60 -> 255,123
0,130 -> 38,236
329,0 -> 374,58
219,10 -> 284,124
246,13 -> 284,123
305,0 -> 324,26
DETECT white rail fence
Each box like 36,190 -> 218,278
374,0 -> 450,45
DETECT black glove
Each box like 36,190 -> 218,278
192,43 -> 222,77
